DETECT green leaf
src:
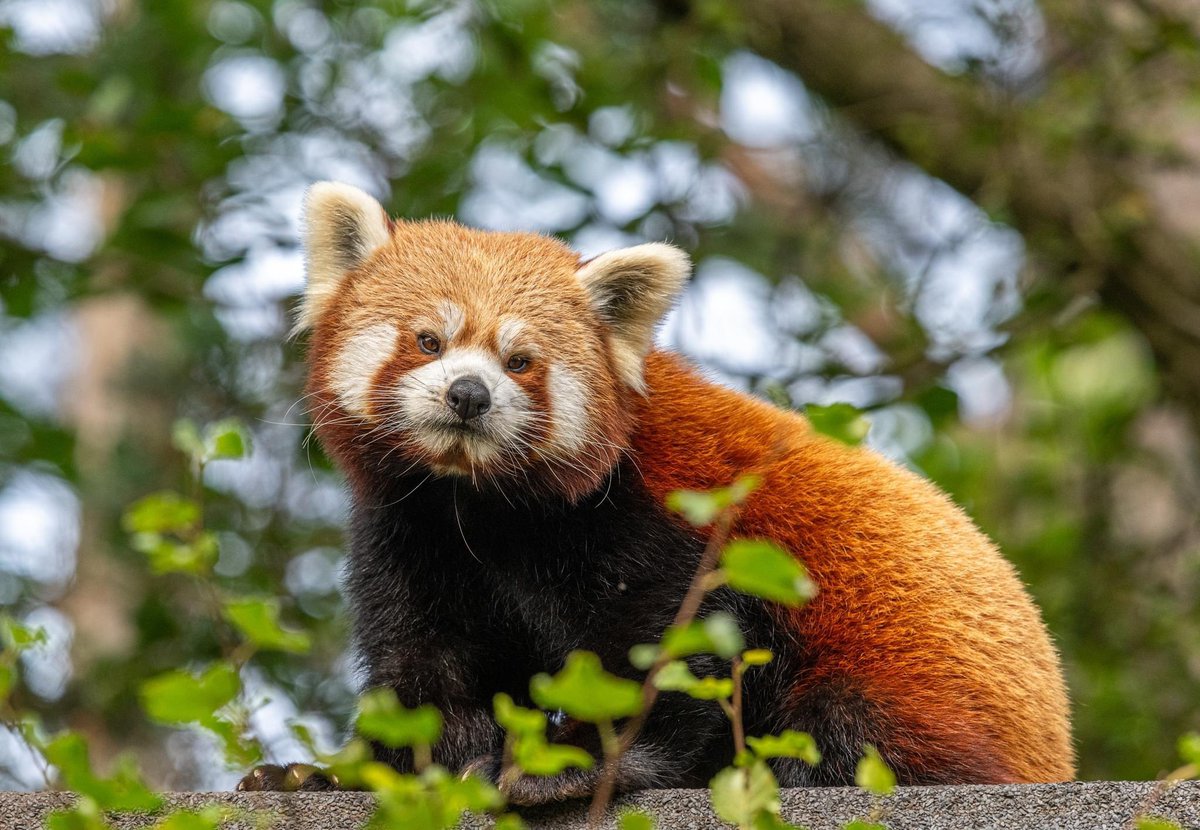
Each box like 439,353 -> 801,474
429,766 -> 506,815
619,811 -> 655,830
662,612 -> 744,660
365,764 -> 504,829
0,665 -> 13,701
741,650 -> 774,667
530,651 -> 643,723
43,733 -> 162,812
153,807 -> 226,830
1,616 -> 48,650
205,419 -> 249,461
356,688 -> 443,749
1178,732 -> 1200,766
709,758 -> 781,828
747,731 -> 821,766
665,491 -> 723,526
720,540 -> 816,607
805,403 -> 870,446
495,694 -> 593,776
1134,819 -> 1183,830
653,661 -> 699,693
752,812 -> 802,830
494,693 -> 547,737
222,596 -> 311,654
689,677 -> 735,700
140,663 -> 239,725
842,822 -> 887,830
47,802 -> 107,830
628,643 -> 659,671
321,738 -> 375,788
122,492 -> 199,535
206,715 -> 262,768
133,531 -> 218,576
171,419 -> 204,461
854,745 -> 896,796
512,738 -> 594,776
494,815 -> 528,830
665,475 -> 761,525
653,662 -> 730,700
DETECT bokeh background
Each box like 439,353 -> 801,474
2,0 -> 1199,789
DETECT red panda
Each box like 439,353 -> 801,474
239,182 -> 1074,801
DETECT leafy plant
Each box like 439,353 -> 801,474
10,424 -> 1195,830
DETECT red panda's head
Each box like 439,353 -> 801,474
297,182 -> 690,502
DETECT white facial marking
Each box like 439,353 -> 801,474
497,318 -> 526,356
331,322 -> 399,414
437,300 -> 465,341
397,345 -> 535,470
546,364 -> 590,455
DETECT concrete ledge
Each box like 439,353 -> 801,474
3,782 -> 1198,829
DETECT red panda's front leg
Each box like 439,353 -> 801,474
237,699 -> 502,792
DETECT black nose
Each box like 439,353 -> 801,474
446,377 -> 491,420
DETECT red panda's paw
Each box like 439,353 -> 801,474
497,768 -> 595,806
459,753 -> 501,784
236,763 -> 339,792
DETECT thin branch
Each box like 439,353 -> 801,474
587,507 -> 739,826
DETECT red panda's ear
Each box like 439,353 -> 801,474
576,243 -> 690,393
295,182 -> 391,333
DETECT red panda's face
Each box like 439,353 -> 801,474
298,183 -> 689,502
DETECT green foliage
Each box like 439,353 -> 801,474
42,733 -> 162,812
122,492 -> 200,536
152,808 -> 227,830
530,651 -> 643,722
139,664 -> 239,726
803,404 -> 870,446
741,649 -> 774,666
746,731 -> 821,766
660,613 -> 746,661
1178,733 -> 1200,767
0,0 -> 1196,801
0,616 -> 46,700
173,419 -> 250,465
361,763 -> 506,830
709,758 -> 783,829
666,476 -> 761,526
719,540 -> 817,606
221,596 -> 311,654
131,531 -> 219,576
122,489 -> 217,576
854,746 -> 897,797
356,688 -> 443,750
619,811 -> 656,830
493,814 -> 529,830
1133,818 -> 1183,830
653,661 -> 734,700
494,694 -> 593,776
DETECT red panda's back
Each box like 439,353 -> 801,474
632,351 -> 1075,783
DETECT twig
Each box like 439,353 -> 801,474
730,656 -> 745,757
587,508 -> 739,826
1124,762 -> 1199,830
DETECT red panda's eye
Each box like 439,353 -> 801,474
506,355 -> 530,373
418,334 -> 441,355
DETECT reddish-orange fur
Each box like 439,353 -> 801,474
305,221 -> 633,500
301,213 -> 1074,784
633,352 -> 1075,782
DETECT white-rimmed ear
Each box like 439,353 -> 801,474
295,182 -> 391,332
577,243 -> 690,393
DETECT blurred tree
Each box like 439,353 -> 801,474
0,0 -> 1198,786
